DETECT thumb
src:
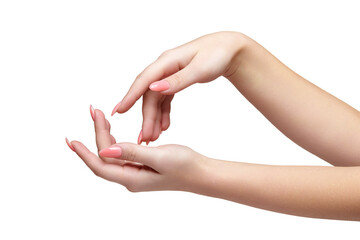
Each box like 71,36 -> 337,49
149,65 -> 197,95
99,142 -> 160,168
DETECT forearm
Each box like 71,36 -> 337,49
190,156 -> 360,221
225,34 -> 360,166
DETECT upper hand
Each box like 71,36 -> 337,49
112,31 -> 247,144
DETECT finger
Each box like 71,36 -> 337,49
114,58 -> 177,115
151,107 -> 162,142
94,109 -> 125,165
137,129 -> 143,145
71,141 -> 127,183
94,109 -> 113,151
113,46 -> 195,115
141,90 -> 164,142
149,60 -> 203,95
161,95 -> 174,131
110,135 -> 116,145
99,142 -> 160,169
106,119 -> 111,131
106,119 -> 114,143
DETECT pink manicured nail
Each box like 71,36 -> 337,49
137,129 -> 143,145
111,101 -> 122,116
99,146 -> 122,158
149,80 -> 170,91
90,104 -> 95,121
65,137 -> 75,152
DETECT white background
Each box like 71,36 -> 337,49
1,0 -> 360,239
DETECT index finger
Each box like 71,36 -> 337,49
113,58 -> 177,115
71,140 -> 128,184
94,109 -> 126,165
112,46 -> 195,115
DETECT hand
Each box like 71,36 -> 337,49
111,31 -> 248,144
66,107 -> 205,192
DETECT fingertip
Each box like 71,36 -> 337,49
94,109 -> 102,117
110,135 -> 116,144
99,145 -> 122,158
111,101 -> 122,116
116,100 -> 134,114
149,80 -> 170,92
90,105 -> 95,121
94,109 -> 107,124
161,95 -> 172,131
141,129 -> 153,145
151,135 -> 159,142
140,115 -> 154,143
151,121 -> 161,142
65,137 -> 76,152
69,140 -> 83,149
106,119 -> 111,131
161,114 -> 170,131
161,122 -> 170,131
137,129 -> 143,145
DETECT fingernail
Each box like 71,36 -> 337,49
99,146 -> 122,158
137,129 -> 143,145
65,137 -> 75,152
149,80 -> 170,92
111,101 -> 122,116
90,104 -> 95,121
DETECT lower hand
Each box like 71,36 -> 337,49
66,107 -> 205,192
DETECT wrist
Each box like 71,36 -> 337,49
223,32 -> 252,81
183,154 -> 222,196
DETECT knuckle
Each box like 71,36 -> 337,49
125,147 -> 137,162
143,89 -> 163,102
143,89 -> 153,99
197,64 -> 211,76
91,167 -> 102,178
159,49 -> 173,58
98,129 -> 109,136
150,147 -> 163,166
171,72 -> 183,86
126,186 -> 137,193
135,67 -> 148,82
99,157 -> 113,164
135,73 -> 142,81
90,162 -> 106,178
125,181 -> 140,193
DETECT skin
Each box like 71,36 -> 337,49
69,32 -> 360,221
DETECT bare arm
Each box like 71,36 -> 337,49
225,35 -> 360,166
192,157 -> 360,221
68,107 -> 360,221
112,31 -> 360,166
67,32 -> 360,221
